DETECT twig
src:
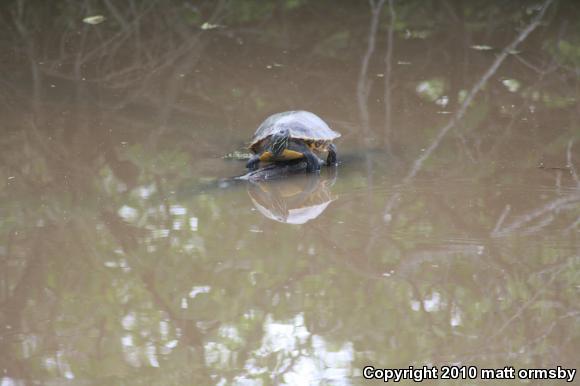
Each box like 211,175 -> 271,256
492,205 -> 511,235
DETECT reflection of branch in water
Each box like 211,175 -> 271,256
13,0 -> 225,99
489,261 -> 568,340
396,243 -> 485,278
8,0 -> 228,160
357,0 -> 386,192
565,216 -> 580,234
357,0 -> 385,136
492,205 -> 511,235
513,52 -> 559,75
491,193 -> 580,237
11,2 -> 42,113
271,348 -> 303,385
432,255 -> 579,365
383,0 -> 395,147
100,209 -> 213,380
567,139 -> 580,187
384,0 -> 555,217
517,309 -> 580,359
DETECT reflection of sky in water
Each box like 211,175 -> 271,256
411,293 -> 462,327
114,307 -> 340,379
42,352 -> 74,380
410,292 -> 442,312
119,202 -> 198,233
118,205 -> 138,221
119,311 -> 173,369
170,205 -> 187,216
232,314 -> 354,385
423,292 -> 441,312
189,285 -> 211,298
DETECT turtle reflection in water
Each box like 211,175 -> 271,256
246,111 -> 341,173
247,169 -> 337,224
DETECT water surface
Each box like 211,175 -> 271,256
0,1 -> 579,385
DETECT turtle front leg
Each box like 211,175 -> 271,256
303,149 -> 323,173
246,154 -> 261,171
326,143 -> 337,166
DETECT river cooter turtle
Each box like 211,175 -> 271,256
246,111 -> 341,172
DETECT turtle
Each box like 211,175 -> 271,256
246,111 -> 341,173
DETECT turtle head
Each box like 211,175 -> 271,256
270,127 -> 290,157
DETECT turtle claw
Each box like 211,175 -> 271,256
246,155 -> 261,171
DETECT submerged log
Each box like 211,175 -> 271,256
235,160 -> 310,182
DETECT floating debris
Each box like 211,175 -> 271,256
471,44 -> 493,51
404,29 -> 431,39
266,63 -> 283,69
200,22 -> 222,30
83,15 -> 106,25
223,150 -> 252,160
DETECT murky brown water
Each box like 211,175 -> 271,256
1,1 -> 579,385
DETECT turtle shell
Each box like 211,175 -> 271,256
250,111 -> 340,152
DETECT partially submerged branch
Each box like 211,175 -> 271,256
384,0 -> 555,218
236,161 -> 310,182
